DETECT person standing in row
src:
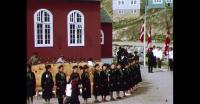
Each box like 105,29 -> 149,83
55,65 -> 67,104
122,64 -> 131,97
69,65 -> 81,104
134,58 -> 142,88
27,64 -> 36,104
81,65 -> 91,104
115,63 -> 123,99
41,65 -> 54,104
100,64 -> 109,101
128,60 -> 135,93
108,63 -> 116,101
93,64 -> 102,103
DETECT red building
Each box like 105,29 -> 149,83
27,0 -> 113,63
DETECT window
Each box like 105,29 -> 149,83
67,10 -> 84,46
131,0 -> 137,5
34,9 -> 53,47
118,0 -> 124,5
118,10 -> 124,14
100,29 -> 104,44
153,0 -> 163,4
166,0 -> 172,3
131,9 -> 137,14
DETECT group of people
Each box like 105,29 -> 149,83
147,46 -> 173,73
92,58 -> 142,103
27,57 -> 142,104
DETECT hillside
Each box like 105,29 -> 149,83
101,0 -> 173,42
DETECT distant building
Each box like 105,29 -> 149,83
147,0 -> 173,9
112,0 -> 141,21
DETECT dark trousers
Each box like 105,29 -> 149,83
58,97 -> 64,104
148,61 -> 153,73
157,58 -> 162,68
148,65 -> 153,73
153,57 -> 157,68
71,95 -> 80,104
169,59 -> 173,71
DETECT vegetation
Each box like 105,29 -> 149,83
101,0 -> 173,43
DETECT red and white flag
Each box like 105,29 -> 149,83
147,26 -> 152,51
139,22 -> 145,42
164,29 -> 170,56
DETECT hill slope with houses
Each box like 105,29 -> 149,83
101,0 -> 173,42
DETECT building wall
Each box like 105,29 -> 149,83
112,0 -> 140,10
113,9 -> 140,19
101,23 -> 112,58
27,0 -> 101,61
147,0 -> 173,8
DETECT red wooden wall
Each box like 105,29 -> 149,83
27,0 -> 101,62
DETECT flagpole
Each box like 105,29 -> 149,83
144,2 -> 147,67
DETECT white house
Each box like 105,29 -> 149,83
112,0 -> 141,20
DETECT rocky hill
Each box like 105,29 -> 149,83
101,0 -> 173,42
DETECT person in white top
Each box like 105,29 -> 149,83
156,47 -> 163,69
56,56 -> 65,64
152,45 -> 158,68
168,47 -> 173,71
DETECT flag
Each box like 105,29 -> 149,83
164,29 -> 170,56
147,26 -> 152,51
139,22 -> 145,42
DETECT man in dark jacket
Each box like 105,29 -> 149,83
41,65 -> 54,104
55,65 -> 67,104
100,64 -> 109,101
147,48 -> 154,73
27,64 -> 36,104
93,64 -> 102,103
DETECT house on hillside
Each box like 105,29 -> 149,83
27,0 -> 113,64
147,0 -> 173,9
112,0 -> 141,21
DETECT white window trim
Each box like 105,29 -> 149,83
131,0 -> 137,5
67,10 -> 85,47
34,9 -> 53,47
118,0 -> 124,6
153,0 -> 163,4
118,10 -> 124,14
100,29 -> 104,45
131,9 -> 137,14
166,0 -> 172,3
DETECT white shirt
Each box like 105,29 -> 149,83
169,51 -> 173,59
157,50 -> 163,59
152,48 -> 158,57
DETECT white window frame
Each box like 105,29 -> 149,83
100,29 -> 104,45
118,0 -> 124,6
166,0 -> 172,3
34,9 -> 53,47
67,10 -> 85,47
131,9 -> 137,14
131,0 -> 137,5
153,0 -> 163,4
118,10 -> 124,14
